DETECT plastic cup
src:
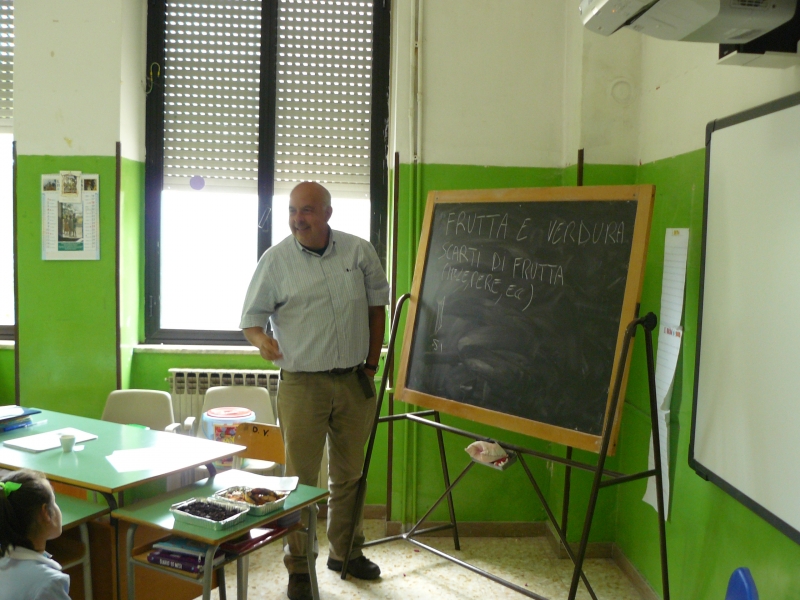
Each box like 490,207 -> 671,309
60,434 -> 76,453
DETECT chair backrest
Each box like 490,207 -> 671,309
102,389 -> 176,431
726,567 -> 759,600
202,386 -> 276,424
233,422 -> 285,465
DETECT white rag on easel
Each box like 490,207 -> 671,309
465,441 -> 507,464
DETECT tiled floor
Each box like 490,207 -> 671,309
196,520 -> 645,600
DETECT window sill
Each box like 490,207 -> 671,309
133,344 -> 259,355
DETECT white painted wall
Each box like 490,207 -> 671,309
120,0 -> 147,162
388,0 -> 416,165
390,2 -> 800,169
579,29 -> 642,166
390,0 -> 568,169
14,0 -> 144,158
637,38 -> 800,164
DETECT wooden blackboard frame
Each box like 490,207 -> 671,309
396,185 -> 655,453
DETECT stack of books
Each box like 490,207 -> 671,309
147,538 -> 225,574
0,406 -> 41,434
220,525 -> 289,554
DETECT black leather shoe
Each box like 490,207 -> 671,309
327,555 -> 381,580
287,573 -> 312,600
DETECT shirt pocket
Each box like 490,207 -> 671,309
339,269 -> 366,300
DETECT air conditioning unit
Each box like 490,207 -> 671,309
580,0 -> 797,44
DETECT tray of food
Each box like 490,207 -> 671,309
213,486 -> 289,516
170,497 -> 250,530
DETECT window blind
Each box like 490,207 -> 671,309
162,0 -> 373,197
274,0 -> 373,199
0,0 -> 13,128
163,1 -> 263,192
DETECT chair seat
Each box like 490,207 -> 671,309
241,458 -> 278,473
193,458 -> 280,481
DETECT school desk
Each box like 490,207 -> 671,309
112,469 -> 329,600
0,408 -> 245,509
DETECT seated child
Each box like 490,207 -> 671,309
0,469 -> 69,600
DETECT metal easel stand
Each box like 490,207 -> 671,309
343,297 -> 669,600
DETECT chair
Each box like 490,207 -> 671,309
726,567 -> 759,600
194,386 -> 280,477
47,493 -> 110,600
102,389 -> 184,491
233,421 -> 285,466
101,389 -> 180,432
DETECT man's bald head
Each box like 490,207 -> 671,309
291,182 -> 331,208
288,181 -> 333,250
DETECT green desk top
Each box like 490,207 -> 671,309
54,493 -> 110,529
111,469 -> 329,545
0,409 -> 245,494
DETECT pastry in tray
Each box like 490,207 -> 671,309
214,486 -> 289,514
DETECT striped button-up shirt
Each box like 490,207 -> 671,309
240,229 -> 390,372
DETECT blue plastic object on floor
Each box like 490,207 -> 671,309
726,567 -> 759,600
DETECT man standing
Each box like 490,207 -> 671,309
240,182 -> 389,600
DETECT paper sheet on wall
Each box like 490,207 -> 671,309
41,172 -> 100,260
643,228 -> 689,515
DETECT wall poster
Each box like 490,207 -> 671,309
41,171 -> 99,260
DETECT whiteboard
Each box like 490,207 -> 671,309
691,92 -> 800,544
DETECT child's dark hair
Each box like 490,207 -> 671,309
0,469 -> 53,556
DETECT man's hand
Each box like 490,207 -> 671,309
243,326 -> 283,362
257,335 -> 283,361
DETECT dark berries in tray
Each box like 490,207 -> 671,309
176,500 -> 242,522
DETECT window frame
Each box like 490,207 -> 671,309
0,139 -> 15,341
143,0 -> 390,345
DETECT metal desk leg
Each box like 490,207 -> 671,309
236,555 -> 249,600
202,546 -> 216,600
218,564 -> 227,600
126,523 -> 137,600
306,506 -> 320,600
78,523 -> 94,600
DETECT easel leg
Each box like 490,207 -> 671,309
644,321 -> 671,600
568,317 -> 641,599
561,446 -> 572,545
518,455 -> 597,600
433,411 -> 460,551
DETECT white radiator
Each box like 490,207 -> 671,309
167,368 -> 280,426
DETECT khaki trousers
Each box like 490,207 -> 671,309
278,369 -> 376,574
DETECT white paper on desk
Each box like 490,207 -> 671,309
250,476 -> 299,492
106,448 -> 200,473
3,428 -> 97,453
643,228 -> 689,515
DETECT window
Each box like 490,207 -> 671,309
0,0 -> 13,339
145,0 -> 389,343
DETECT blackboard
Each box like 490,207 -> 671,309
396,186 -> 654,453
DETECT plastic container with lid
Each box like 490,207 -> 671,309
201,407 -> 256,468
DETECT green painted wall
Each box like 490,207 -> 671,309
8,148 -> 797,597
16,155 -> 118,417
119,158 -> 144,389
614,150 -> 800,598
0,347 -> 13,403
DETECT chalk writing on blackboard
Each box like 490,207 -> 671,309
400,191 -> 652,448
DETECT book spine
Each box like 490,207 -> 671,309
147,554 -> 203,573
151,545 -> 207,560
